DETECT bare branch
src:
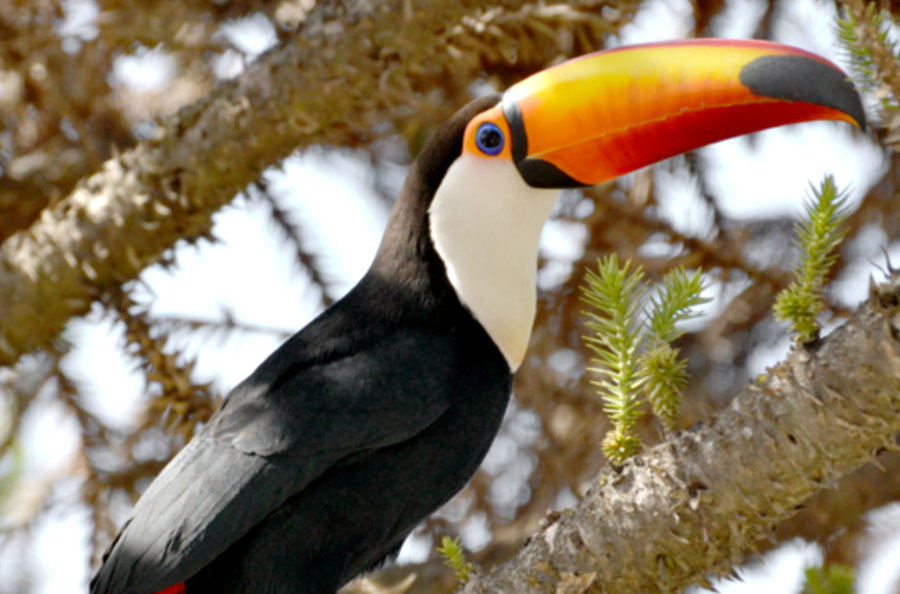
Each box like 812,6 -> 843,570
0,0 -> 635,368
256,182 -> 336,308
107,289 -> 218,441
151,310 -> 295,340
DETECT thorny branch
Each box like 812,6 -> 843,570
462,272 -> 900,593
4,1 -> 900,591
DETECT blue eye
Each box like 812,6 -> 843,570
475,122 -> 504,156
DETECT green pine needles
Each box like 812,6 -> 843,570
774,175 -> 850,343
436,535 -> 474,584
837,4 -> 897,110
580,176 -> 849,464
803,564 -> 855,594
581,255 -> 707,464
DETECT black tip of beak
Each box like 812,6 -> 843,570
501,95 -> 584,188
739,55 -> 867,132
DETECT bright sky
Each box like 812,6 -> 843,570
4,0 -> 900,593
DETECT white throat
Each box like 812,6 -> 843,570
429,154 -> 559,371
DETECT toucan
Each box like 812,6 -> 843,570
90,39 -> 864,594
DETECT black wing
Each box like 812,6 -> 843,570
91,322 -> 455,594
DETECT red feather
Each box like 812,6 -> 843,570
155,583 -> 185,594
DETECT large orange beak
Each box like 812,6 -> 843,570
462,39 -> 865,188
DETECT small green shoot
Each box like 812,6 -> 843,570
581,255 -> 644,463
837,4 -> 897,110
641,268 -> 707,428
774,175 -> 850,343
581,255 -> 707,464
803,563 -> 855,594
437,535 -> 474,584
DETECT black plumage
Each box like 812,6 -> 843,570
91,95 -> 509,594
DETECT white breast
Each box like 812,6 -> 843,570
428,154 -> 559,371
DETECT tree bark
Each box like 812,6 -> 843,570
461,275 -> 900,593
0,0 -> 631,366
0,0 -> 447,365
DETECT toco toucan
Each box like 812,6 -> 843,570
90,39 -> 865,594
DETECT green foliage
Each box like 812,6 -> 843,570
774,175 -> 849,343
437,535 -> 474,584
582,255 -> 644,463
581,256 -> 707,464
642,268 -> 707,428
803,564 -> 855,594
837,3 -> 897,109
646,268 -> 707,342
639,341 -> 687,430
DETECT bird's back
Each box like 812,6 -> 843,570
187,303 -> 512,592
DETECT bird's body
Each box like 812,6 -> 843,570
187,270 -> 511,593
91,40 -> 865,594
93,97 -> 515,594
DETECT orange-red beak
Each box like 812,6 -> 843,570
462,39 -> 865,188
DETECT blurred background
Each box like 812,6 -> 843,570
1,0 -> 899,592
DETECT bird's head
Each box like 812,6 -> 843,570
460,39 -> 864,189
385,39 -> 865,371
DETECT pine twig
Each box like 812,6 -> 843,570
641,267 -> 707,429
774,176 -> 849,343
437,535 -> 475,584
581,255 -> 645,464
803,564 -> 855,594
840,1 -> 900,110
581,258 -> 707,460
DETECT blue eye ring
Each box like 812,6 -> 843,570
475,122 -> 504,156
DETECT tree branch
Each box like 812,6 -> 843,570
0,0 -> 631,368
462,273 -> 900,593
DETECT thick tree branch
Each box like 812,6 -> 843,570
0,0 -> 629,367
462,274 -> 900,593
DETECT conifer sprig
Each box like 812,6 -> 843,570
803,564 -> 855,594
837,3 -> 898,110
647,268 -> 707,342
774,176 -> 850,343
581,257 -> 707,463
581,256 -> 645,463
638,342 -> 685,429
838,7 -> 890,93
437,535 -> 474,584
641,268 -> 707,429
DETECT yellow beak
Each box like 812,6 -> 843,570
463,39 -> 865,188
